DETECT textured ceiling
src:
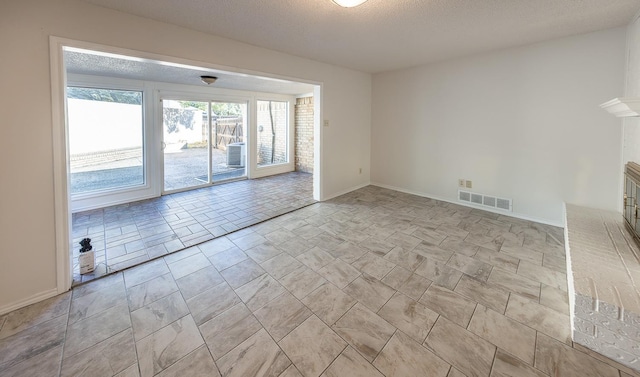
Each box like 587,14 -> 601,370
64,49 -> 316,95
82,0 -> 640,73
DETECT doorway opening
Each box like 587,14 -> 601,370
53,40 -> 322,287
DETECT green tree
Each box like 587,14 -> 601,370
179,101 -> 207,111
67,87 -> 142,105
177,101 -> 242,116
212,102 -> 242,116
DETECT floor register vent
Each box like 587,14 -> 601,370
458,190 -> 512,212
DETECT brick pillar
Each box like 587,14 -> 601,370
294,97 -> 314,173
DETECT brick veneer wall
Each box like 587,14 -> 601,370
295,97 -> 314,173
257,101 -> 288,165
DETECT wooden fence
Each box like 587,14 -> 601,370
213,116 -> 244,150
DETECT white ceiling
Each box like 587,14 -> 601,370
82,0 -> 640,73
64,48 -> 316,95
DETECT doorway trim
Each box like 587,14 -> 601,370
50,36 -> 323,293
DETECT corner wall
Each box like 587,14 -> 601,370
371,28 -> 626,225
623,13 -> 640,165
0,0 -> 371,312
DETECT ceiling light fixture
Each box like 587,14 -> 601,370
332,0 -> 367,7
200,75 -> 218,85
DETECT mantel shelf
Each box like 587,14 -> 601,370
600,97 -> 640,117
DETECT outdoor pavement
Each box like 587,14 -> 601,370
70,147 -> 244,194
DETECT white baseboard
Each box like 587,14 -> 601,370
322,182 -> 371,201
0,288 -> 61,316
370,182 -> 563,228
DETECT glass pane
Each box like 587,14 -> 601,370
163,100 -> 209,191
636,182 -> 640,231
67,87 -> 144,195
257,100 -> 288,167
212,102 -> 247,182
626,176 -> 634,223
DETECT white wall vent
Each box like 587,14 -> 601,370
496,198 -> 511,211
458,190 -> 512,212
483,196 -> 496,207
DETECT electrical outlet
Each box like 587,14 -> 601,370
359,168 -> 362,174
458,179 -> 465,188
323,120 -> 330,127
466,180 -> 473,189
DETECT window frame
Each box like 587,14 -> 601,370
252,95 -> 296,178
66,74 -> 158,212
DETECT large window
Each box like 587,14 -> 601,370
256,100 -> 289,167
67,86 -> 293,200
67,87 -> 144,195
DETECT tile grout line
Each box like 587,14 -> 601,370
124,288 -> 143,377
55,295 -> 73,377
486,344 -> 499,377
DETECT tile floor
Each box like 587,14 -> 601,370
71,172 -> 314,285
3,185 -> 640,377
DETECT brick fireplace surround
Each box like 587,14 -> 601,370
564,204 -> 640,372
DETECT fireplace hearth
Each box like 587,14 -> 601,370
564,202 -> 640,373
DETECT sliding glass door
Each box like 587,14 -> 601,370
211,101 -> 247,182
162,98 -> 247,193
162,100 -> 210,191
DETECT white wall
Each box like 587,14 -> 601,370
68,99 -> 144,154
0,0 -> 371,312
371,28 -> 626,225
623,13 -> 640,164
